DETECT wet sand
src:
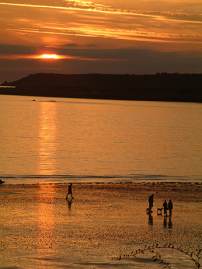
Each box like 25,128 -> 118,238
0,182 -> 202,269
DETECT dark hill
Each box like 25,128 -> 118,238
1,73 -> 202,102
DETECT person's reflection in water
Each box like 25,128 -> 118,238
67,199 -> 73,210
163,215 -> 167,228
148,213 -> 153,226
168,215 -> 173,229
163,215 -> 173,229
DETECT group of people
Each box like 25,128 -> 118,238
163,199 -> 173,216
66,186 -> 174,218
148,194 -> 173,216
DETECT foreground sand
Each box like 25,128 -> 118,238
0,181 -> 202,269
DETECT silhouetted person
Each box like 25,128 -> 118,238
148,194 -> 154,212
163,200 -> 168,216
68,183 -> 72,195
66,183 -> 73,202
168,200 -> 173,216
148,213 -> 153,226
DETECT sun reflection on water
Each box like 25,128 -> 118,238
38,101 -> 57,175
36,184 -> 56,264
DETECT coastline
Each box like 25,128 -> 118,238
1,181 -> 202,204
1,73 -> 202,103
1,91 -> 202,104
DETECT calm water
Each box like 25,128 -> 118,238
0,95 -> 202,182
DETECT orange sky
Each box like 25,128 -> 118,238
0,0 -> 202,81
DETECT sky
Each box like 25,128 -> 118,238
0,0 -> 202,81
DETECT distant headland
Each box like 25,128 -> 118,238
1,73 -> 202,103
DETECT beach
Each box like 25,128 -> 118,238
1,181 -> 202,269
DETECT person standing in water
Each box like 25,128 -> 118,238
148,194 -> 154,212
66,183 -> 73,201
163,200 -> 168,216
168,200 -> 173,216
68,183 -> 72,196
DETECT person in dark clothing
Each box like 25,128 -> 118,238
66,183 -> 73,203
68,183 -> 72,195
163,200 -> 168,216
148,194 -> 154,212
168,200 -> 173,216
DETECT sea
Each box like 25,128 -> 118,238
0,94 -> 202,184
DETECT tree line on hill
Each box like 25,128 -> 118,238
1,73 -> 202,102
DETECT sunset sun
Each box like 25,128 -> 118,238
37,53 -> 64,60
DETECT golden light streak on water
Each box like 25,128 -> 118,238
36,183 -> 56,267
38,101 -> 57,174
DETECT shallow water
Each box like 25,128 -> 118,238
0,182 -> 202,269
0,95 -> 202,181
1,96 -> 202,268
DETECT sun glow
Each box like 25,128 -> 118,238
38,53 -> 63,60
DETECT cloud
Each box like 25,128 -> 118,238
0,43 -> 119,61
64,0 -> 110,10
1,44 -> 202,66
1,1 -> 202,24
0,0 -> 202,81
1,1 -> 202,51
1,46 -> 202,82
0,44 -> 36,55
8,24 -> 202,46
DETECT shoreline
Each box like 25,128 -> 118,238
1,181 -> 202,201
1,173 -> 202,185
1,92 -> 202,104
1,179 -> 202,185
